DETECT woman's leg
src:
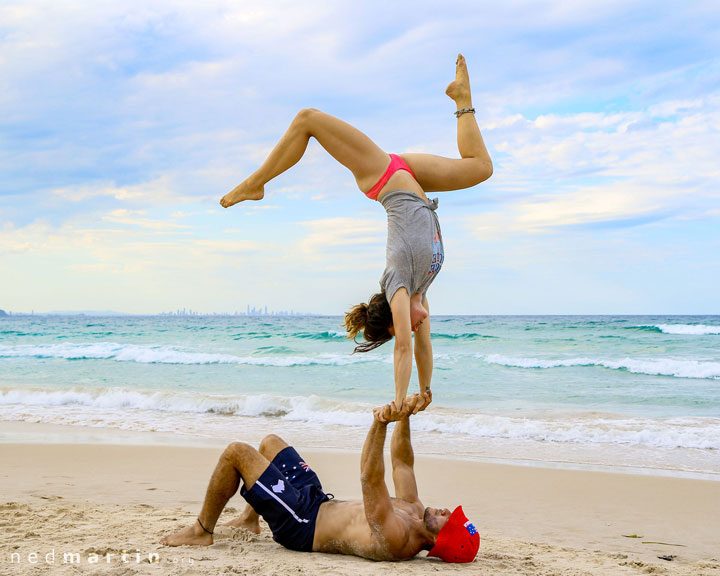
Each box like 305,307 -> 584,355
221,109 -> 391,207
400,54 -> 493,193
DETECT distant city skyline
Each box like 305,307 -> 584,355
1,307 -> 717,320
0,306 -> 312,317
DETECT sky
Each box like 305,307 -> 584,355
1,0 -> 719,315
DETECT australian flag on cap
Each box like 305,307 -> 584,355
427,506 -> 480,563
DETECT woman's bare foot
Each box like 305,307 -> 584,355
220,178 -> 264,208
221,514 -> 261,534
160,520 -> 214,547
445,54 -> 472,108
410,294 -> 428,332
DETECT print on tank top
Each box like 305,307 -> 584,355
429,230 -> 444,275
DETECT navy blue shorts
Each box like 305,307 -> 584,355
240,446 -> 330,552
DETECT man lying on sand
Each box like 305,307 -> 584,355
161,392 -> 479,563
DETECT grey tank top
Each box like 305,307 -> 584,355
379,190 -> 444,305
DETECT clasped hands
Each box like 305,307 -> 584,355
373,390 -> 432,423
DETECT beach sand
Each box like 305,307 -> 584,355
1,426 -> 719,575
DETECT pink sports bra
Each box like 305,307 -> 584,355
364,154 -> 417,200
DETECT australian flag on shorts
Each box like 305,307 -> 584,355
465,521 -> 477,536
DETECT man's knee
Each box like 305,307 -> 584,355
222,441 -> 255,464
259,434 -> 288,461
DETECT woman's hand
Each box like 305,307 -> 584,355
410,295 -> 429,332
412,389 -> 432,414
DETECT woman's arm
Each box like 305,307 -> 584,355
413,297 -> 433,399
390,288 -> 413,411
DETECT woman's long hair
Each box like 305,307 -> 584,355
344,292 -> 393,353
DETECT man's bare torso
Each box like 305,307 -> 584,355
312,498 -> 425,561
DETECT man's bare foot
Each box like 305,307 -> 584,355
445,54 -> 472,108
220,179 -> 264,208
160,521 -> 213,547
410,295 -> 428,332
221,514 -> 261,534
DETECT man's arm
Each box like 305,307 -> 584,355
391,415 -> 422,509
360,418 -> 409,552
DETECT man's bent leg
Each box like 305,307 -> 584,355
223,434 -> 290,532
161,442 -> 271,546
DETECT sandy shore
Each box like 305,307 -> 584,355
1,428 -> 719,575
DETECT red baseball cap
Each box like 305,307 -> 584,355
427,506 -> 479,563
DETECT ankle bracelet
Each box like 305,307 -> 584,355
454,108 -> 475,118
197,518 -> 214,535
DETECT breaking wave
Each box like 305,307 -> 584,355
1,387 -> 718,451
482,354 -> 720,380
0,342 -> 384,366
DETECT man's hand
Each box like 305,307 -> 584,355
373,393 -> 426,423
373,403 -> 393,424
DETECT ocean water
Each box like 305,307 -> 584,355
1,315 -> 719,478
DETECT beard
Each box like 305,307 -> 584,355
423,507 -> 440,533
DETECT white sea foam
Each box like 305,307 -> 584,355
2,387 -> 719,451
0,387 -> 369,425
482,354 -> 720,380
410,412 -> 720,450
0,342 -> 385,366
653,324 -> 720,335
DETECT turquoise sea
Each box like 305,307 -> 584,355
1,315 -> 719,478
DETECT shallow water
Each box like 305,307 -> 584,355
1,314 -> 719,478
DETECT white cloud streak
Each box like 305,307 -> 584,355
466,92 -> 720,237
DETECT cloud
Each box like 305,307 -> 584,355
648,99 -> 704,117
100,209 -> 191,231
0,212 -> 382,312
0,214 -> 264,256
50,178 -> 170,203
291,216 -> 386,272
465,91 -> 720,238
299,217 -> 384,251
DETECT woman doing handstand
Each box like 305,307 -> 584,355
220,54 -> 492,418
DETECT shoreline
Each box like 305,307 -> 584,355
1,434 -> 719,574
2,419 -> 719,482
